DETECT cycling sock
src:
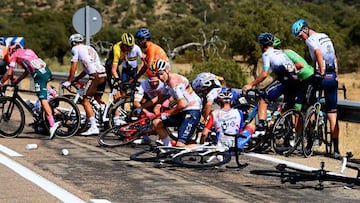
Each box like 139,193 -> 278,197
162,137 -> 170,146
90,116 -> 97,127
47,115 -> 55,127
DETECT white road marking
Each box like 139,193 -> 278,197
0,153 -> 86,202
91,199 -> 113,203
0,144 -> 23,157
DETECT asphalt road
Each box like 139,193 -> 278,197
1,122 -> 360,203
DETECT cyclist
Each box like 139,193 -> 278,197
131,74 -> 170,144
200,90 -> 254,149
151,59 -> 202,148
242,32 -> 300,138
273,36 -> 316,109
62,33 -> 107,136
192,72 -> 240,120
292,19 -> 340,159
134,28 -> 169,79
0,43 -> 60,139
0,37 -> 10,79
105,32 -> 144,100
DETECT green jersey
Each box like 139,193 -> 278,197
283,49 -> 314,81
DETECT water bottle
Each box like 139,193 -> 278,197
319,111 -> 324,126
237,130 -> 251,149
266,110 -> 272,122
26,143 -> 39,150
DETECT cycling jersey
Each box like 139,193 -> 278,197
262,47 -> 297,79
283,49 -> 314,81
306,33 -> 337,72
9,49 -> 47,75
71,44 -> 105,74
205,108 -> 246,147
134,79 -> 167,102
121,44 -> 143,69
166,74 -> 202,111
144,41 -> 169,76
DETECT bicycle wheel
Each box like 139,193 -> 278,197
173,151 -> 231,168
47,96 -> 81,138
322,114 -> 332,155
302,106 -> 316,157
0,97 -> 25,138
130,147 -> 161,162
108,98 -> 132,126
272,109 -> 303,155
98,125 -> 138,147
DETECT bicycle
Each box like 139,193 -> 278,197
0,83 -> 80,138
250,159 -> 360,190
302,85 -> 347,158
129,132 -> 248,169
98,110 -> 203,147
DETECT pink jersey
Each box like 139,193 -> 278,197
9,49 -> 46,74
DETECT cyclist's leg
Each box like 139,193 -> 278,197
175,110 -> 201,148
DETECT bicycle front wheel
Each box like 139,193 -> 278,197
0,97 -> 25,138
98,125 -> 139,147
47,97 -> 81,138
108,98 -> 132,126
271,109 -> 303,155
173,151 -> 231,168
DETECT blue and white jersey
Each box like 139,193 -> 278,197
306,33 -> 337,71
262,47 -> 296,77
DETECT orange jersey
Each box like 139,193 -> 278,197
0,45 -> 9,60
145,41 -> 169,76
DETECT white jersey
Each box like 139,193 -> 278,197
167,74 -> 202,111
262,47 -> 296,76
305,33 -> 337,70
121,44 -> 143,69
134,79 -> 167,102
71,44 -> 106,74
205,108 -> 244,146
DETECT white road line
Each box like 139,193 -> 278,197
90,199 -> 113,203
0,154 -> 86,202
0,144 -> 23,157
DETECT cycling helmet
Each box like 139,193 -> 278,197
68,33 -> 84,46
258,32 -> 275,47
192,73 -> 221,95
291,19 -> 308,37
273,36 -> 281,49
135,28 -> 151,40
121,33 -> 135,47
151,58 -> 169,74
217,90 -> 233,103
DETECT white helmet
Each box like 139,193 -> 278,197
69,33 -> 84,46
192,72 -> 221,95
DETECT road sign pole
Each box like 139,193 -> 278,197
85,5 -> 90,45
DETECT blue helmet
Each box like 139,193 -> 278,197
258,32 -> 274,47
135,28 -> 151,40
291,19 -> 308,37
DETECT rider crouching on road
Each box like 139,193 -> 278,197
151,59 -> 202,148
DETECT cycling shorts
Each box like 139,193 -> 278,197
84,72 -> 107,99
32,67 -> 52,100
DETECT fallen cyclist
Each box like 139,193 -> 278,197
200,89 -> 254,150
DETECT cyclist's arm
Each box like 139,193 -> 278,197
201,113 -> 214,144
243,70 -> 268,91
314,48 -> 325,75
73,71 -> 86,82
66,61 -> 78,82
203,100 -> 213,120
14,69 -> 29,82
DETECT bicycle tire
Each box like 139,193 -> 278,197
108,98 -> 132,126
272,109 -> 303,155
47,96 -> 81,138
302,106 -> 317,157
0,97 -> 25,138
129,147 -> 161,162
322,115 -> 332,155
173,151 -> 231,168
98,125 -> 139,147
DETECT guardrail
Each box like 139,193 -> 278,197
14,69 -> 360,123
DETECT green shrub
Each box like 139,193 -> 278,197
184,59 -> 247,89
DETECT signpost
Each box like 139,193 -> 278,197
72,6 -> 102,45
